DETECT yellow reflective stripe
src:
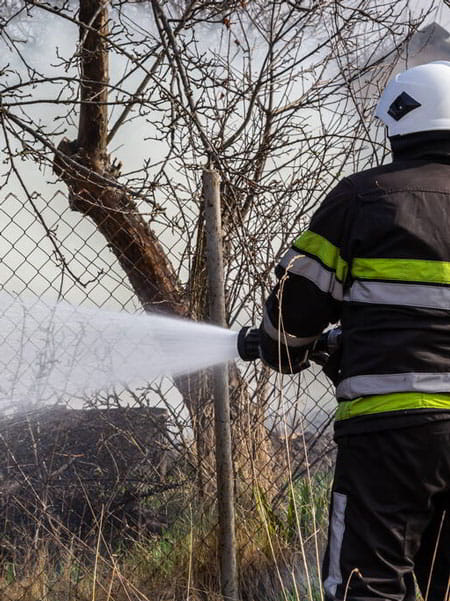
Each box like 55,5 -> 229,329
352,257 -> 450,285
293,231 -> 348,283
336,392 -> 450,421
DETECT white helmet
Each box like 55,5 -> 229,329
375,61 -> 450,137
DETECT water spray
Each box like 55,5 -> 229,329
0,292 -> 241,409
0,289 -> 341,410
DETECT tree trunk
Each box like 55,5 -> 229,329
52,0 -> 221,496
54,0 -> 186,317
53,0 -> 270,500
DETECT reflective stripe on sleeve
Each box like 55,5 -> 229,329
352,257 -> 450,285
278,249 -> 344,301
336,372 -> 450,400
293,230 -> 349,283
335,392 -> 450,421
345,280 -> 450,310
262,308 -> 319,347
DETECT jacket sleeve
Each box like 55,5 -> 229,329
259,178 -> 354,373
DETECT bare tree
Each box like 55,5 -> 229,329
0,0 -> 435,559
1,0 -> 434,459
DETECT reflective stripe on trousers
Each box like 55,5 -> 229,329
324,492 -> 348,599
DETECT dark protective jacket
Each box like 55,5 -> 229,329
260,132 -> 450,436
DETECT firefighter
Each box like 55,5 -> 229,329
239,61 -> 450,600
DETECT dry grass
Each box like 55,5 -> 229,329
0,468 -> 331,601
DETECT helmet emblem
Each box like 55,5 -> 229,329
387,92 -> 421,122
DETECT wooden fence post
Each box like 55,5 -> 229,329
203,169 -> 239,601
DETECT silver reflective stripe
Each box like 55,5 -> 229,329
345,280 -> 450,310
324,492 -> 347,599
278,249 -> 344,301
262,308 -> 319,347
337,372 -> 450,400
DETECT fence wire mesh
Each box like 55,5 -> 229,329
0,174 -> 337,600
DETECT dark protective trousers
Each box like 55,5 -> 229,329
322,421 -> 450,601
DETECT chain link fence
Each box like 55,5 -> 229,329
0,171 -> 338,600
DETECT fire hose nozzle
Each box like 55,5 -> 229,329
314,326 -> 342,355
237,326 -> 261,361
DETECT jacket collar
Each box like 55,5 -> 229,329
390,131 -> 450,163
